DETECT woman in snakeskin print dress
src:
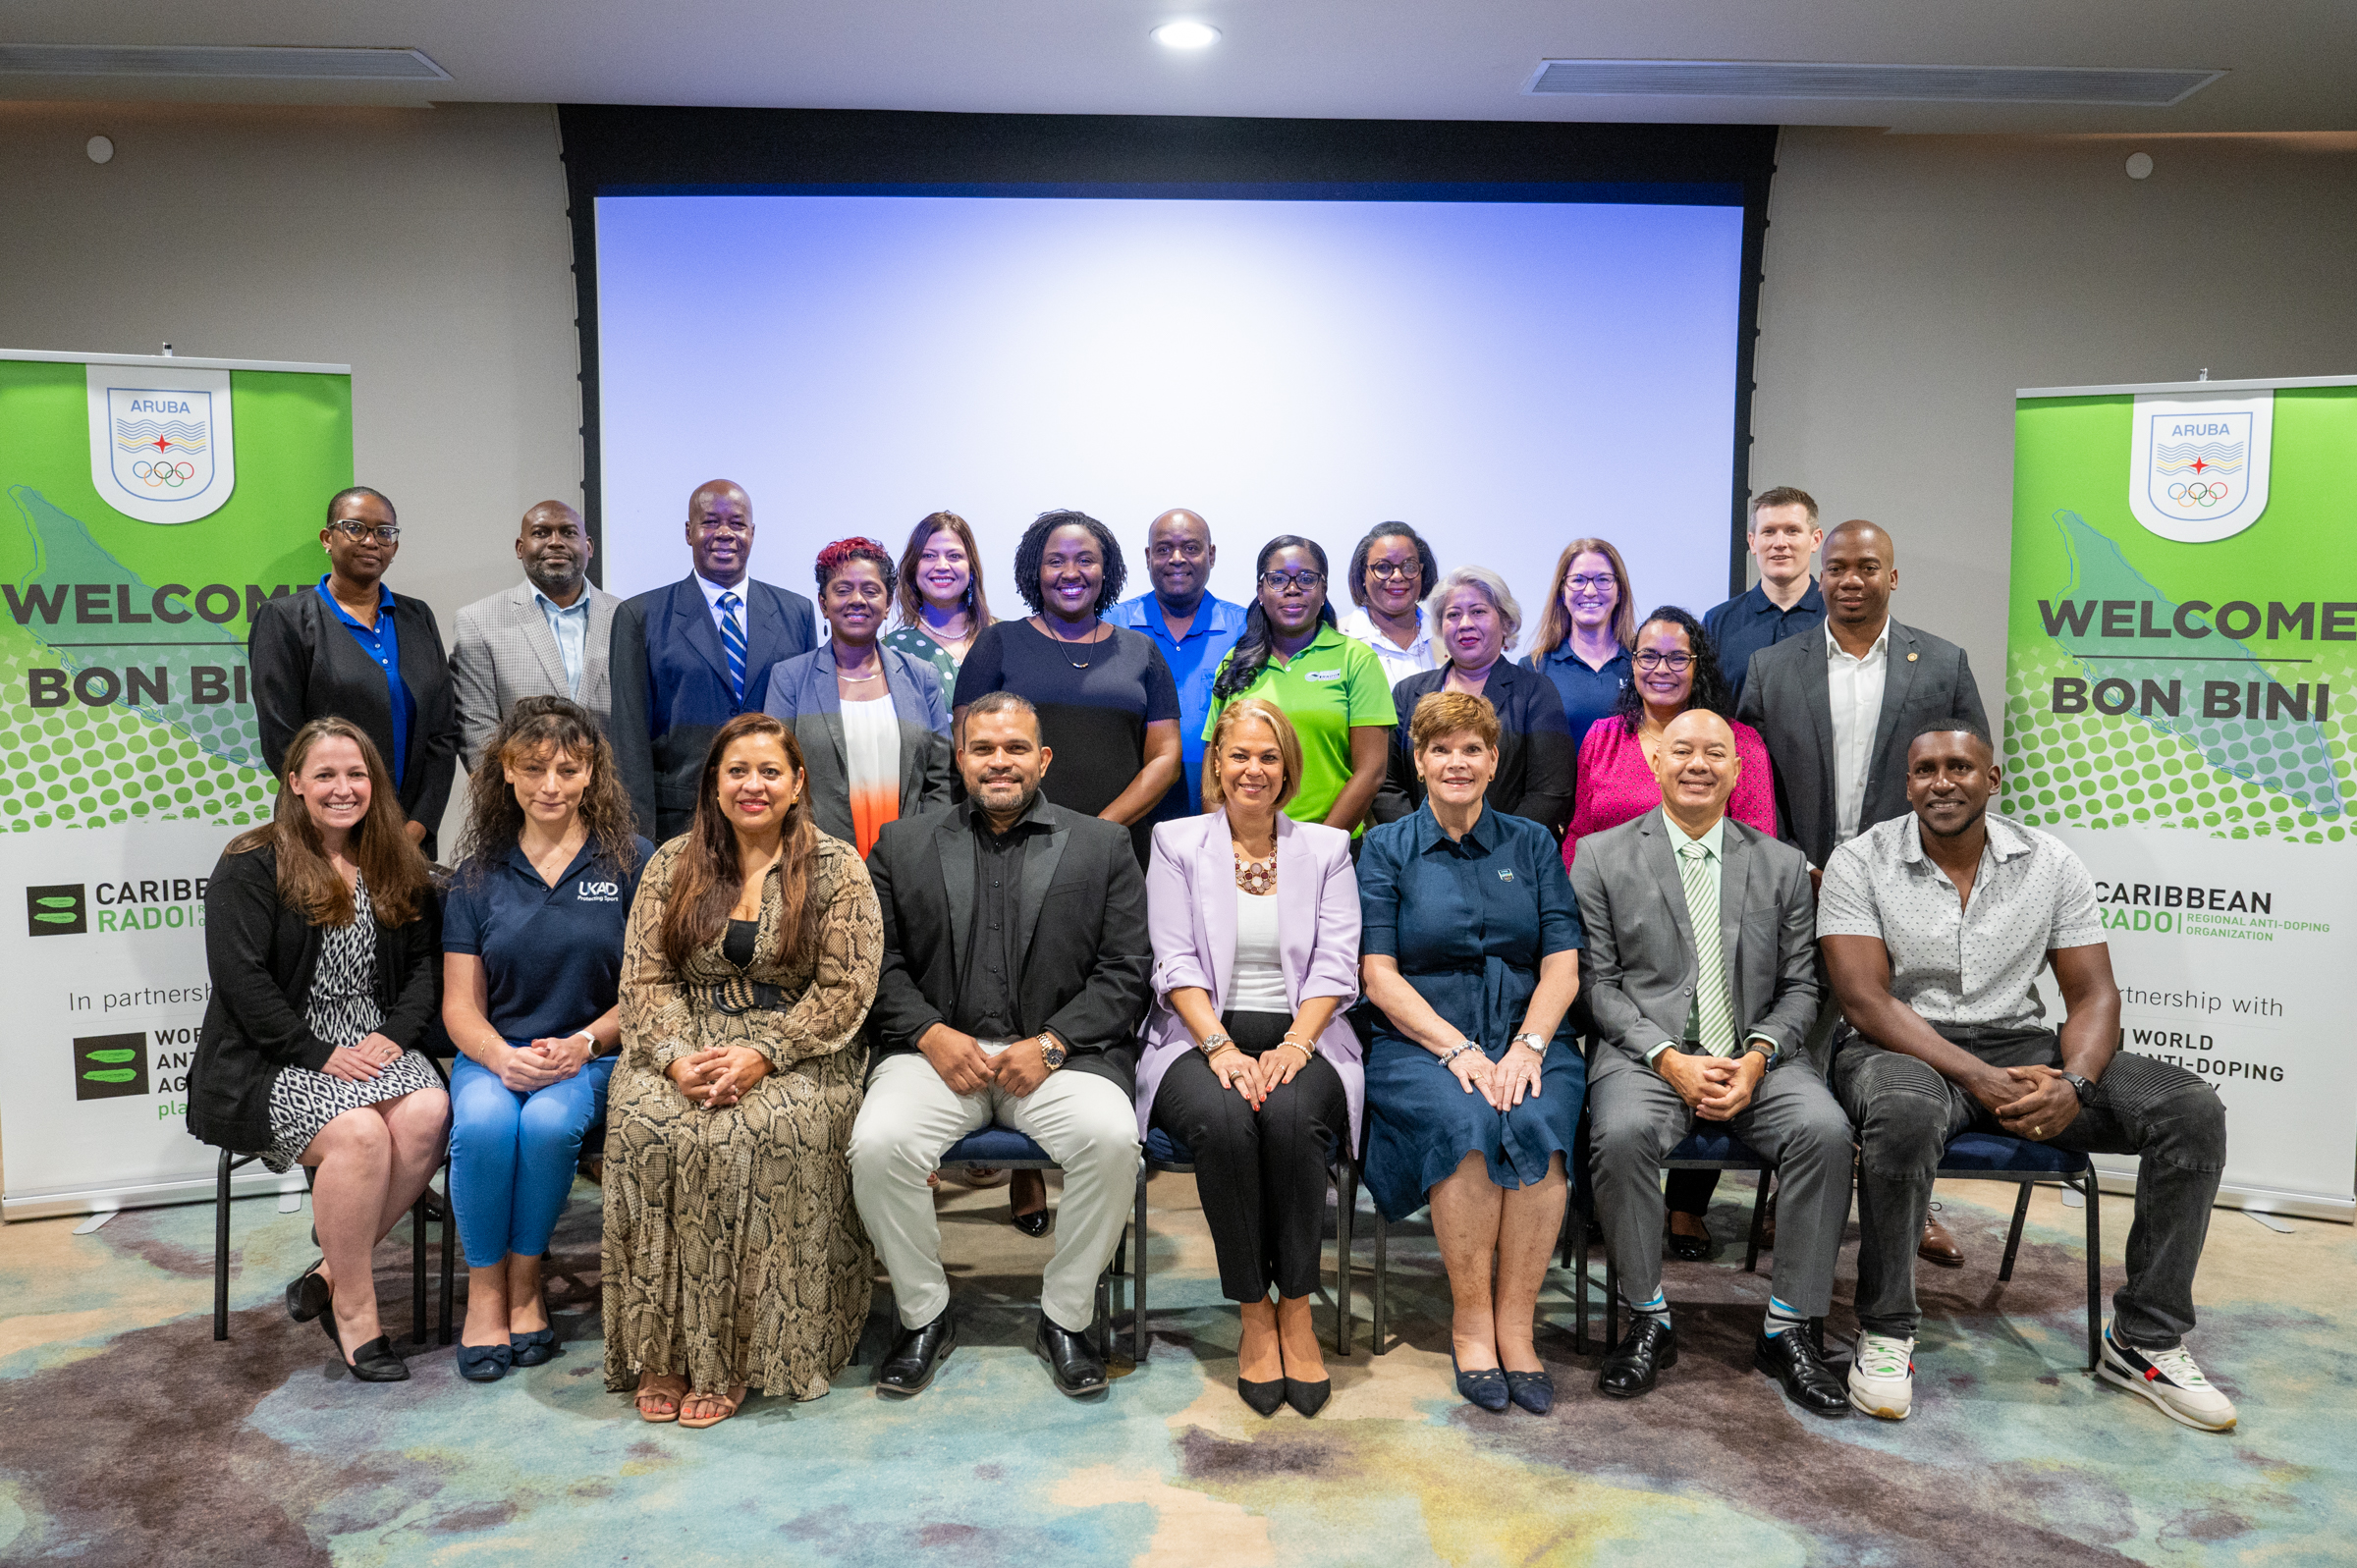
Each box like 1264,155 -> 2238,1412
601,713 -> 884,1428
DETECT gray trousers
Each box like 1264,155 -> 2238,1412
1588,1047 -> 1856,1318
1831,1027 -> 2225,1347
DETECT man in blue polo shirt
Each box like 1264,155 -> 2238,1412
1703,486 -> 1827,706
1107,509 -> 1246,824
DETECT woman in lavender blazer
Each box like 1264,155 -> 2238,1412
1138,697 -> 1362,1419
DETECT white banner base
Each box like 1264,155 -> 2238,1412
2,1165 -> 306,1222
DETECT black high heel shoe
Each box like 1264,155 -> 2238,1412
344,1335 -> 411,1382
1236,1376 -> 1287,1417
1283,1376 -> 1331,1418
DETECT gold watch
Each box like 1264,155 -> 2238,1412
1036,1032 -> 1068,1069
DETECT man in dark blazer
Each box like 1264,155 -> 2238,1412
1569,710 -> 1852,1418
1733,515 -> 1987,1268
250,486 -> 459,856
1734,519 -> 1989,875
849,692 -> 1151,1399
447,500 -> 622,770
608,478 -> 816,840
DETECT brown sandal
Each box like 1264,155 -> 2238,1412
634,1378 -> 685,1423
678,1384 -> 747,1430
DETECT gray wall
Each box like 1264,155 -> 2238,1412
1750,128 -> 2357,741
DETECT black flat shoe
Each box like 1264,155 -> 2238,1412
876,1307 -> 957,1397
1035,1314 -> 1108,1397
1665,1223 -> 1715,1263
1452,1350 -> 1510,1413
1755,1326 -> 1849,1418
1284,1377 -> 1332,1418
457,1342 -> 513,1382
1505,1368 -> 1555,1415
510,1326 -> 559,1368
1237,1377 -> 1287,1417
1010,1206 -> 1053,1239
344,1335 -> 410,1382
1598,1317 -> 1677,1398
286,1261 -> 331,1324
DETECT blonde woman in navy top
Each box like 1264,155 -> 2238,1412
442,698 -> 650,1382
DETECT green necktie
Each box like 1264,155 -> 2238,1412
1675,838 -> 1737,1056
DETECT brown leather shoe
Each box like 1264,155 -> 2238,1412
1918,1204 -> 1964,1268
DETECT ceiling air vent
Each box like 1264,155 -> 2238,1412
1525,59 -> 2222,108
0,44 -> 450,81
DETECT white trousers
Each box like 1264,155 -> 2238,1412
850,1052 -> 1142,1333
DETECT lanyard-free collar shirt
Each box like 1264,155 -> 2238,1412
1817,811 -> 2106,1031
1527,642 -> 1633,754
532,586 -> 592,698
1339,606 -> 1438,691
317,577 -> 411,789
1826,620 -> 1891,845
1109,591 -> 1247,822
1703,578 -> 1826,705
1205,622 -> 1395,832
441,835 -> 652,1044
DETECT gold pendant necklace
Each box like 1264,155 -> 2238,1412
1233,849 -> 1277,895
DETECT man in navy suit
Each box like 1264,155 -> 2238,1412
609,478 -> 817,840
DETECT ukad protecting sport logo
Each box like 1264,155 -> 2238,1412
2127,390 -> 2273,544
84,362 -> 238,525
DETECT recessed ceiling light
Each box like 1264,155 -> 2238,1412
1151,21 -> 1221,50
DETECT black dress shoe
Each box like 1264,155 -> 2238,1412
1598,1317 -> 1678,1398
344,1335 -> 410,1382
1237,1377 -> 1287,1416
1505,1368 -> 1555,1415
1010,1206 -> 1053,1239
876,1308 -> 957,1397
1284,1377 -> 1331,1418
1035,1314 -> 1108,1397
1755,1326 -> 1849,1418
1665,1221 -> 1715,1263
1452,1350 -> 1510,1412
287,1260 -> 331,1324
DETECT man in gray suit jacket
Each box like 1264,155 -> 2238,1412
1570,710 -> 1854,1419
448,500 -> 621,770
1734,519 -> 1989,874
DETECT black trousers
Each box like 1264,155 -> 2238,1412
1151,1010 -> 1348,1303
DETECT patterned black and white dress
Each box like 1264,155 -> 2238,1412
259,876 -> 440,1171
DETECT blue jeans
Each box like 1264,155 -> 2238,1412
449,1048 -> 615,1270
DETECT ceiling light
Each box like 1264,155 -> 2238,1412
1151,22 -> 1221,51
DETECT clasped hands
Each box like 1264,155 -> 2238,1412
918,1025 -> 1053,1099
1446,1042 -> 1546,1110
1972,1063 -> 2082,1142
496,1032 -> 595,1093
1207,1039 -> 1314,1110
668,1045 -> 772,1108
321,1031 -> 405,1082
1658,1048 -> 1767,1120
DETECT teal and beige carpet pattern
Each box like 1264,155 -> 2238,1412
1,1170 -> 2349,1566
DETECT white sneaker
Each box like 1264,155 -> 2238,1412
2099,1326 -> 2238,1432
1847,1331 -> 1915,1420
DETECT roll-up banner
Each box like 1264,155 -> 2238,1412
0,350 -> 353,1220
2007,374 -> 2356,1222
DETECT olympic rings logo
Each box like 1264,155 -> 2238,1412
132,460 -> 197,488
2166,480 -> 2229,507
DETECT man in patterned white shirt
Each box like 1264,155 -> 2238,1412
1819,723 -> 2235,1432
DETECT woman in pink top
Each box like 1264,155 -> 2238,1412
1563,605 -> 1775,864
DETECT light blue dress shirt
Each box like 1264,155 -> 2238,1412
532,586 -> 592,698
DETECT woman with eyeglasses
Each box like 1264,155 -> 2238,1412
1338,523 -> 1443,691
1204,537 -> 1396,836
251,486 -> 461,858
1523,538 -> 1638,758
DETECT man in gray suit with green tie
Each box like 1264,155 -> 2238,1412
1569,709 -> 1854,1419
447,500 -> 621,769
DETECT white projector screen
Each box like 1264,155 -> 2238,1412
593,190 -> 1745,640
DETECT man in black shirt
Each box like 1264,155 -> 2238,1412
850,692 -> 1152,1397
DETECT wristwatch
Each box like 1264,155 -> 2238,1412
1509,1032 -> 1550,1059
1197,1032 -> 1235,1057
1036,1032 -> 1068,1070
2060,1071 -> 2095,1104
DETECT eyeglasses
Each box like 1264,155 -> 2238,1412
1260,569 -> 1326,592
1148,542 -> 1207,562
1633,650 -> 1693,672
329,521 -> 401,544
1366,562 -> 1420,582
1562,573 -> 1617,594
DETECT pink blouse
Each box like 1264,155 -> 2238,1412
1562,716 -> 1778,868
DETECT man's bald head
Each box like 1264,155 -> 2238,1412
685,479 -> 753,587
1144,508 -> 1215,612
1655,706 -> 1741,829
1821,518 -> 1897,633
517,498 -> 591,600
1825,518 -> 1892,561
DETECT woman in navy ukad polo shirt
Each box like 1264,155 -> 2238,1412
442,697 -> 651,1381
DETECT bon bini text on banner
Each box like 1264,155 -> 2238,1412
0,350 -> 352,1220
2006,375 -> 2356,1221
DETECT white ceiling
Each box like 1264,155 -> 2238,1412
2,0 -> 2352,134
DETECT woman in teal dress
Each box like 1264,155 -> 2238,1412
1358,689 -> 1583,1417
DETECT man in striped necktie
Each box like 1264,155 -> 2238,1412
1568,709 -> 1856,1418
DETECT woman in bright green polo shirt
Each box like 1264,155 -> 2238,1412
1205,537 -> 1395,835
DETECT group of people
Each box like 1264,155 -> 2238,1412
185,480 -> 2238,1436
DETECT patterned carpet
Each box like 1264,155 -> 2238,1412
1,1168 -> 2348,1567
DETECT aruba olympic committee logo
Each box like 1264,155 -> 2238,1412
2127,390 -> 2273,544
27,883 -> 87,936
84,362 -> 237,525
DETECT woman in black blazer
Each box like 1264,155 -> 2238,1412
250,486 -> 460,857
188,717 -> 450,1381
1371,566 -> 1576,838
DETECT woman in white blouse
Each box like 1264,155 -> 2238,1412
1137,697 -> 1364,1418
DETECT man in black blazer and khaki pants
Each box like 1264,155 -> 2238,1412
1735,516 -> 1988,1267
608,478 -> 816,840
850,692 -> 1151,1399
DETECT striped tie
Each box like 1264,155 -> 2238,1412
717,590 -> 747,703
1675,838 -> 1738,1056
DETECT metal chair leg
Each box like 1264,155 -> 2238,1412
213,1149 -> 234,1341
1998,1182 -> 2034,1283
1604,1252 -> 1619,1350
1371,1210 -> 1389,1355
2082,1171 -> 2104,1372
1131,1166 -> 1149,1367
439,1161 -> 456,1346
1743,1172 -> 1769,1274
411,1193 -> 429,1345
1333,1162 -> 1355,1358
1568,1202 -> 1588,1354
